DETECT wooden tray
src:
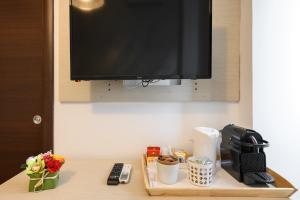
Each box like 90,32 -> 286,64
141,156 -> 297,198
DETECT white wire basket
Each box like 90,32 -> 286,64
187,157 -> 213,187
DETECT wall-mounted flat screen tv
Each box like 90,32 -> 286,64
70,0 -> 212,80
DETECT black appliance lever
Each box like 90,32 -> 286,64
229,135 -> 269,148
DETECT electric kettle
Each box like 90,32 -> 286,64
191,127 -> 220,172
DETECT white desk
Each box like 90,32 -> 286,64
0,159 -> 289,200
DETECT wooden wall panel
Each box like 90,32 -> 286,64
58,0 -> 240,102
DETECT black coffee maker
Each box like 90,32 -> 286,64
220,124 -> 275,185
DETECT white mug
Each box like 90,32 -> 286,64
157,162 -> 179,185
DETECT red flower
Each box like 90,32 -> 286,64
43,155 -> 52,163
45,157 -> 62,173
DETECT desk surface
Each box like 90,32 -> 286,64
0,159 -> 289,200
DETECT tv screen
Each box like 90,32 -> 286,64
70,0 -> 212,80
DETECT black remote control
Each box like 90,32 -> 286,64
107,163 -> 124,185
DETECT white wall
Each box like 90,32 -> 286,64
253,0 -> 300,198
54,1 -> 252,159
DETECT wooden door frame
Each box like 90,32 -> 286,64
42,0 -> 54,152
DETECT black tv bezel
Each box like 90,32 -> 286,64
69,0 -> 212,81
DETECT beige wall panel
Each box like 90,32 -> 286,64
59,0 -> 240,102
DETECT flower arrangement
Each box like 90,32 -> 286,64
22,151 -> 65,192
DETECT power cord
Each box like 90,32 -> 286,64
142,80 -> 160,87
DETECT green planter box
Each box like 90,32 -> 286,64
28,172 -> 59,192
